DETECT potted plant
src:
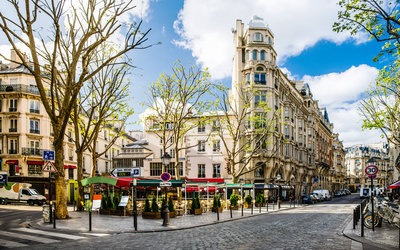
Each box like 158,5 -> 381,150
230,194 -> 239,210
245,194 -> 252,208
212,194 -> 222,213
255,194 -> 266,207
190,195 -> 202,215
142,196 -> 161,219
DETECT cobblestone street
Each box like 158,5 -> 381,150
29,195 -> 360,250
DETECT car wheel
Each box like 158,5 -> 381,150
28,200 -> 35,206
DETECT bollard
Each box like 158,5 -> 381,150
266,201 -> 268,212
273,202 -> 275,210
241,203 -> 243,217
361,211 -> 364,237
73,200 -> 76,212
53,206 -> 56,229
251,203 -> 253,215
230,206 -> 232,218
353,209 -> 356,229
398,227 -> 400,249
216,206 -> 220,221
49,203 -> 53,223
259,204 -> 261,213
89,210 -> 92,231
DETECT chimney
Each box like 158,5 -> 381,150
10,49 -> 28,69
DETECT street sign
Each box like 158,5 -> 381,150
368,174 -> 377,179
365,165 -> 378,176
43,150 -> 55,161
42,161 -> 57,172
111,168 -> 141,178
161,172 -> 171,182
160,182 -> 172,187
314,178 -> 319,183
0,171 -> 8,186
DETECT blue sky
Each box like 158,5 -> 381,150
0,0 -> 389,147
126,0 -> 387,147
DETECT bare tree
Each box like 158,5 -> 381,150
216,84 -> 282,183
0,0 -> 150,218
143,63 -> 224,199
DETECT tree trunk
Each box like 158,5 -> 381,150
54,142 -> 68,219
76,150 -> 85,211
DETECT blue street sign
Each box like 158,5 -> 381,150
43,150 -> 55,161
368,174 -> 376,179
0,172 -> 8,186
314,178 -> 319,183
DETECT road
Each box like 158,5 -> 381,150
7,194 -> 360,250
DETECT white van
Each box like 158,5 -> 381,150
360,188 -> 371,198
313,189 -> 331,201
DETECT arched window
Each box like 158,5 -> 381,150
252,50 -> 257,60
256,66 -> 264,71
253,32 -> 263,42
260,50 -> 265,60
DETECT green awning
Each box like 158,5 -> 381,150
81,176 -> 117,186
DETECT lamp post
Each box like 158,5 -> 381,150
161,152 -> 171,227
366,157 -> 377,231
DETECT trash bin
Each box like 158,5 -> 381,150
42,204 -> 51,223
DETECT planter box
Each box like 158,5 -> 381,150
212,207 -> 223,213
190,208 -> 202,215
230,205 -> 239,210
244,203 -> 252,209
169,211 -> 177,218
142,212 -> 162,219
255,203 -> 265,207
99,209 -> 125,216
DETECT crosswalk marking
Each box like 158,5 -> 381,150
82,233 -> 110,237
14,227 -> 87,240
0,238 -> 28,248
0,230 -> 59,243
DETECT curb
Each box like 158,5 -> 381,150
32,204 -> 306,234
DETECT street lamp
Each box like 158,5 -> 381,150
161,152 -> 171,227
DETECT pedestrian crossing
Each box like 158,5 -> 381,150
0,227 -> 110,249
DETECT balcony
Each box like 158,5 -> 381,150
0,84 -> 40,95
8,149 -> 18,154
29,109 -> 40,114
9,128 -> 17,132
69,156 -> 73,161
29,129 -> 40,134
22,147 -> 43,156
9,107 -> 17,112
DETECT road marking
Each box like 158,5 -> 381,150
0,230 -> 59,243
351,240 -> 363,250
0,238 -> 29,248
14,227 -> 87,240
82,233 -> 110,237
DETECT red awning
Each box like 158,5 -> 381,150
64,165 -> 77,169
6,160 -> 18,164
184,186 -> 221,193
187,178 -> 225,183
27,161 -> 44,165
388,180 -> 400,189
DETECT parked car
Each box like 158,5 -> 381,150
302,195 -> 316,204
313,189 -> 332,201
310,192 -> 323,202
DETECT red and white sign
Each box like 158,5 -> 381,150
365,165 -> 378,176
42,161 -> 57,172
161,172 -> 171,182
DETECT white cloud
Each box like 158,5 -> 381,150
301,65 -> 383,147
173,0 -> 363,79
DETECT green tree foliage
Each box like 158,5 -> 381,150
245,194 -> 253,205
144,198 -> 151,212
151,196 -> 159,212
229,194 -> 239,207
168,197 -> 175,212
333,0 -> 400,61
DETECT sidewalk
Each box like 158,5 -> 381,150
35,202 -> 299,233
343,215 -> 399,250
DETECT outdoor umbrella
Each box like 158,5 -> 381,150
388,180 -> 400,189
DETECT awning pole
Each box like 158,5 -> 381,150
207,182 -> 209,213
225,183 -> 228,210
184,183 -> 187,216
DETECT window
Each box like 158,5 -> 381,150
68,168 -> 74,179
255,91 -> 267,107
170,148 -> 175,158
30,141 -> 40,155
254,73 -> 266,85
256,66 -> 264,71
260,50 -> 265,60
213,164 -> 221,178
284,107 -> 289,119
0,118 -> 2,132
253,32 -> 263,42
254,163 -> 264,177
254,113 -> 267,129
68,130 -> 73,142
28,164 -> 42,176
68,148 -> 73,161
9,119 -> 17,132
165,122 -> 174,130
29,100 -> 39,114
0,140 -> 2,154
9,139 -> 17,154
212,120 -> 220,132
30,120 -> 40,134
213,140 -> 220,152
198,121 -> 205,132
105,162 -> 109,173
285,125 -> 289,138
198,141 -> 205,152
83,157 -> 86,171
246,74 -> 250,84
9,99 -> 17,112
246,51 -> 250,60
268,37 -> 271,44
252,50 -> 257,60
198,164 -> 205,178
0,99 -> 2,112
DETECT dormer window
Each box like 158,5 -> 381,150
253,33 -> 263,42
